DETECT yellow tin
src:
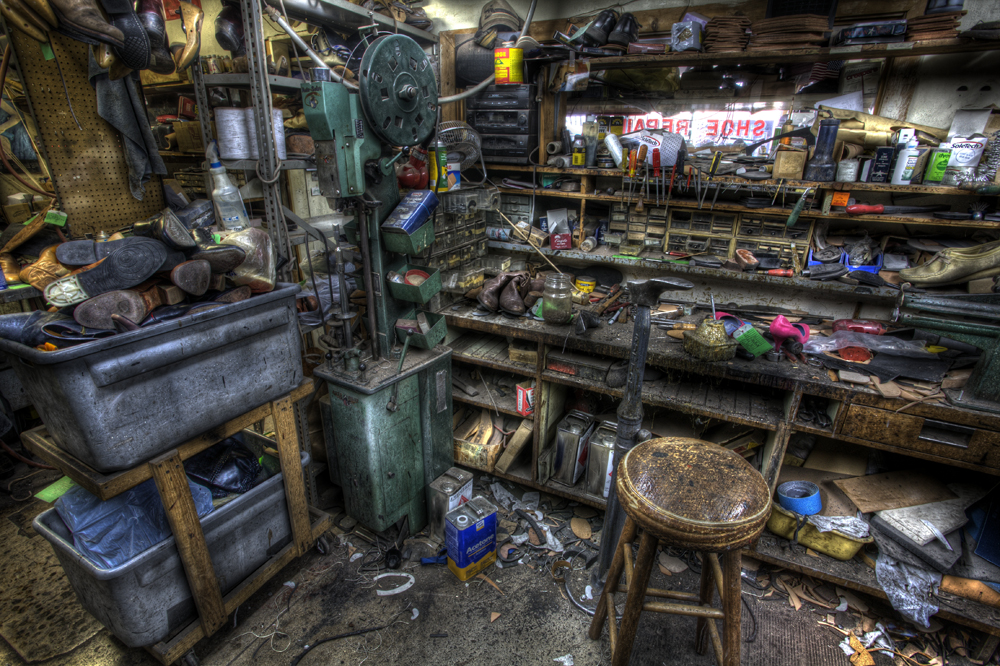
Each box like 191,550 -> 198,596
575,276 -> 597,293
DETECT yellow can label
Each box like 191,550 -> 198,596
494,48 -> 524,84
572,150 -> 585,166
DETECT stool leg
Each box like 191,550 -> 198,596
588,517 -> 637,640
695,553 -> 714,655
722,550 -> 742,666
612,530 -> 658,666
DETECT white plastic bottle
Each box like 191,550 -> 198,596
891,140 -> 921,185
207,141 -> 250,231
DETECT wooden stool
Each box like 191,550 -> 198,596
588,437 -> 772,666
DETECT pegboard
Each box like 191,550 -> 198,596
10,31 -> 164,237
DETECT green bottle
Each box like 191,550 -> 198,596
924,143 -> 952,183
435,140 -> 449,192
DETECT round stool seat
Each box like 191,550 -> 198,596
617,437 -> 772,552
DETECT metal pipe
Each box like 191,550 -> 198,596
357,205 -> 380,361
263,4 -> 358,89
437,0 -> 538,105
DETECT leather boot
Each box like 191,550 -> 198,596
607,12 -> 639,46
477,271 -> 515,312
44,238 -> 168,307
101,0 -> 150,70
138,0 -> 173,75
172,0 -> 202,71
133,208 -> 196,250
583,8 -> 618,46
0,253 -> 21,284
499,271 -> 529,314
49,0 -> 124,47
215,1 -> 245,57
19,245 -> 70,290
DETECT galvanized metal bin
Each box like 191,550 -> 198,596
33,452 -> 309,647
0,283 -> 303,472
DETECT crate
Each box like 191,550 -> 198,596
386,264 -> 441,304
0,284 -> 303,472
33,452 -> 310,647
396,309 -> 446,349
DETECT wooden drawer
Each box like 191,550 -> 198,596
839,404 -> 1000,470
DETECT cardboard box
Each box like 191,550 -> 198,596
495,420 -> 533,474
173,121 -> 215,153
516,381 -> 534,416
3,203 -> 32,226
773,150 -> 806,179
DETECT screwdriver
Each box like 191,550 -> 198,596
655,322 -> 697,330
652,148 -> 661,205
635,145 -> 648,212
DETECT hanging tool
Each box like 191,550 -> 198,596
771,179 -> 785,207
634,145 -> 648,213
845,204 -> 949,215
652,148 -> 661,205
699,151 -> 723,209
785,186 -> 814,227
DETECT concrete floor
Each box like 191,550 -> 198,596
0,461 -> 983,666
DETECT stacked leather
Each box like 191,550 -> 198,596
703,16 -> 750,52
906,11 -> 964,41
748,14 -> 830,50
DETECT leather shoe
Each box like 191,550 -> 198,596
142,301 -> 224,326
477,271 -> 515,312
499,271 -> 528,314
172,0 -> 202,71
72,289 -> 150,329
0,311 -> 112,347
50,0 -> 124,47
133,208 -> 196,250
583,8 -> 618,46
44,238 -> 168,307
190,243 -> 245,273
607,12 -> 639,46
101,0 -> 150,71
215,1 -> 245,57
19,245 -> 70,290
899,240 -> 1000,286
137,0 -> 173,74
0,253 -> 21,285
170,259 -> 211,295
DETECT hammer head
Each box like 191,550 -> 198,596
627,277 -> 694,307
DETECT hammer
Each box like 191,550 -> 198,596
598,276 -> 695,576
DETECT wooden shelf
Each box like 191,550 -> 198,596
451,361 -> 531,420
141,81 -> 194,93
486,241 -> 898,303
490,164 -> 994,198
750,535 -> 1000,637
450,331 -> 536,376
584,39 -> 1000,71
159,151 -> 200,158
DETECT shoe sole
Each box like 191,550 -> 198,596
73,290 -> 147,330
191,246 -> 245,273
45,239 -> 167,306
56,238 -> 146,265
171,259 -> 211,295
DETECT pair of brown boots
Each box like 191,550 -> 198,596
477,271 -> 544,315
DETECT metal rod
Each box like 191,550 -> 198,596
497,210 -> 562,274
263,5 -> 352,85
357,204 -> 380,361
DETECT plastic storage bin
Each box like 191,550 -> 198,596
0,284 -> 304,472
33,451 -> 310,647
381,220 -> 436,256
386,264 -> 441,304
396,309 -> 446,349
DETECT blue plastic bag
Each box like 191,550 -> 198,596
55,476 -> 213,569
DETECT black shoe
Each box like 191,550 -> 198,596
44,239 -> 168,307
101,0 -> 151,70
189,244 -> 246,273
56,237 -> 149,266
607,12 -> 639,46
138,0 -> 173,74
583,9 -> 618,47
133,208 -> 196,250
215,2 -> 245,57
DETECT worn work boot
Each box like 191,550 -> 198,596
73,289 -> 150,329
172,0 -> 203,71
101,0 -> 150,70
44,238 -> 168,307
899,240 -> 1000,286
19,245 -> 71,290
50,0 -> 124,47
583,8 -> 618,46
499,271 -> 529,314
607,12 -> 639,46
170,259 -> 211,295
138,0 -> 174,74
477,271 -> 515,312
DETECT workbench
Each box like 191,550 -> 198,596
438,300 -> 1000,638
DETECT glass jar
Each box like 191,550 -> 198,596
541,274 -> 574,325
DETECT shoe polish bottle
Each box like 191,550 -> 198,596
891,140 -> 921,185
206,141 -> 250,231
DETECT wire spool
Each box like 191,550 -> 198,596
215,107 -> 252,160
358,34 -> 438,146
244,108 -> 259,160
244,108 -> 287,160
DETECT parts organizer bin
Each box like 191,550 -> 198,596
34,451 -> 310,647
0,284 -> 304,472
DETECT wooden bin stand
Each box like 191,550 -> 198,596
22,380 -> 331,665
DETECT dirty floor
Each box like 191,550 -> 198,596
0,462 -> 984,666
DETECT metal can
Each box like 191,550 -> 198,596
552,410 -> 596,486
428,467 -> 474,543
575,275 -> 597,292
586,421 -> 618,498
445,497 -> 498,581
494,47 -> 524,84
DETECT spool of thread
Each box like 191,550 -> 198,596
547,140 -> 563,155
272,108 -> 287,160
244,108 -> 259,160
215,107 -> 252,160
776,480 -> 822,515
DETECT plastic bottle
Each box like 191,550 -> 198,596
891,140 -> 921,185
923,143 -> 952,183
207,141 -> 249,231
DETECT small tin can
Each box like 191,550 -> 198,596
552,410 -> 596,487
446,497 -> 498,581
575,276 -> 597,292
381,190 -> 439,234
428,467 -> 474,543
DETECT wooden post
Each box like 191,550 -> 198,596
272,394 -> 314,556
149,451 -> 228,636
722,550 -> 742,666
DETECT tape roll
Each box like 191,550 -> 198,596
776,480 -> 822,516
547,141 -> 563,155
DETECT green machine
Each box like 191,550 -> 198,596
302,27 -> 452,533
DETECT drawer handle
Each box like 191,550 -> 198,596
918,419 -> 974,449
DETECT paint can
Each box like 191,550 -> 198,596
586,421 -> 617,498
494,47 -> 523,84
552,410 -> 596,486
445,497 -> 497,581
215,107 -> 252,160
575,276 -> 597,293
428,467 -> 474,543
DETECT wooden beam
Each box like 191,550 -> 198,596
272,393 -> 314,556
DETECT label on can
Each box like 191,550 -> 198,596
446,498 -> 497,581
609,117 -> 624,136
572,148 -> 585,166
447,161 -> 462,191
924,149 -> 951,182
494,48 -> 524,84
575,276 -> 596,293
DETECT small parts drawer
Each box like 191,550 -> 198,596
839,405 -> 1000,469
